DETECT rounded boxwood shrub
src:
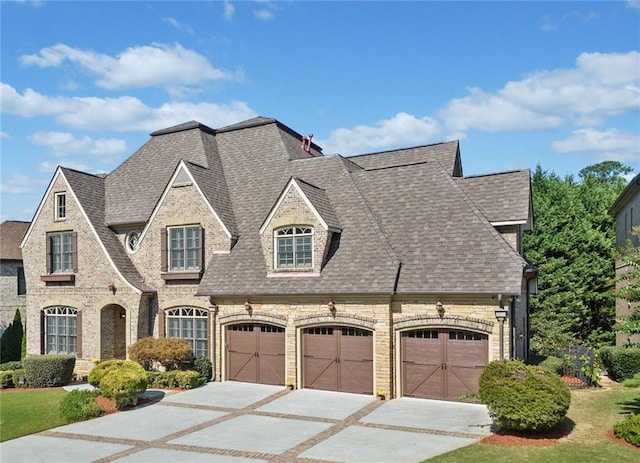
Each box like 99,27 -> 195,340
0,361 -> 23,371
23,355 -> 75,387
0,371 -> 14,389
128,337 -> 192,370
614,413 -> 640,447
12,368 -> 28,388
599,346 -> 640,382
479,359 -> 571,433
538,355 -> 564,376
88,359 -> 133,387
146,370 -> 203,389
99,367 -> 148,410
60,389 -> 102,423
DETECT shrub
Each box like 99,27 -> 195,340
60,390 -> 102,423
0,361 -> 22,371
192,356 -> 212,382
0,309 -> 23,362
146,370 -> 203,389
99,367 -> 148,409
479,360 -> 571,433
614,413 -> 640,447
12,368 -> 28,388
599,346 -> 640,381
623,372 -> 640,388
538,356 -> 564,376
88,359 -> 132,387
128,337 -> 193,370
22,355 -> 75,387
0,371 -> 14,388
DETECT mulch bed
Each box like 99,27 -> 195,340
607,429 -> 640,451
481,420 -> 572,446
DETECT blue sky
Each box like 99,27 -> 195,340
1,1 -> 639,222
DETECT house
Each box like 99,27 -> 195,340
21,117 -> 535,400
0,220 -> 29,333
610,173 -> 640,346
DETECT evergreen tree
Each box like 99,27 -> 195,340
0,309 -> 24,363
523,162 -> 630,353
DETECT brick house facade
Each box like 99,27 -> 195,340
0,221 -> 29,332
21,117 -> 535,399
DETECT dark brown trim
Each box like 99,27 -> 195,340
76,310 -> 82,358
40,310 -> 45,354
160,227 -> 167,273
40,274 -> 75,283
199,226 -> 205,272
71,231 -> 78,273
46,234 -> 51,274
158,307 -> 165,338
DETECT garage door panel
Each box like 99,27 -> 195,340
227,323 -> 285,386
403,363 -> 444,398
446,365 -> 483,401
228,352 -> 257,383
340,358 -> 374,394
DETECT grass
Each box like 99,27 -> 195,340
425,382 -> 640,462
0,389 -> 68,442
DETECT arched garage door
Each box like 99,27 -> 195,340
226,323 -> 285,385
401,329 -> 488,401
303,326 -> 373,395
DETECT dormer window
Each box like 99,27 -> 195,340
275,226 -> 312,269
54,193 -> 66,220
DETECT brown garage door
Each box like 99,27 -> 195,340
303,326 -> 373,394
402,329 -> 487,401
227,323 -> 285,385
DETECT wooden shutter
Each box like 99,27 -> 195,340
199,226 -> 205,271
72,232 -> 78,273
40,310 -> 46,354
160,228 -> 167,272
46,233 -> 52,274
76,310 -> 82,358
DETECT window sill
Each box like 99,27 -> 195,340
161,271 -> 203,281
41,274 -> 75,283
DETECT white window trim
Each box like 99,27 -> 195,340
50,231 -> 74,274
54,192 -> 66,221
44,306 -> 77,355
165,307 -> 208,357
273,226 -> 314,270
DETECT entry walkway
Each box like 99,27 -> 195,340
0,382 -> 494,463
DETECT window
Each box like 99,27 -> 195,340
49,232 -> 74,273
275,226 -> 312,269
166,307 -> 208,358
17,267 -> 26,295
54,193 -> 66,220
169,226 -> 200,271
44,307 -> 77,355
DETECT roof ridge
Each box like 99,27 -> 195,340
462,168 -> 530,180
349,140 -> 459,158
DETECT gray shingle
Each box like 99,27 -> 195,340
294,178 -> 341,231
0,221 -> 29,260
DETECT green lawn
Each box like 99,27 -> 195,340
0,389 -> 68,442
425,383 -> 640,462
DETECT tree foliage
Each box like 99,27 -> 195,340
616,227 -> 640,336
523,161 -> 630,353
0,310 -> 23,363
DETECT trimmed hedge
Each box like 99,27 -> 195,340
12,368 -> 28,388
538,356 -> 564,376
22,355 -> 75,387
60,390 -> 102,423
614,413 -> 640,447
0,361 -> 22,371
147,370 -> 203,389
599,346 -> 640,382
0,371 -> 13,388
479,360 -> 571,433
128,337 -> 192,370
88,359 -> 134,387
99,367 -> 148,409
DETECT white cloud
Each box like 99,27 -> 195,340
440,51 -> 640,133
162,17 -> 195,35
223,1 -> 235,20
551,128 -> 640,164
0,131 -> 10,140
254,8 -> 274,20
0,174 -> 38,194
29,131 -> 127,158
628,1 -> 640,11
318,112 -> 442,156
38,160 -> 92,173
20,43 -> 237,90
1,83 -> 257,132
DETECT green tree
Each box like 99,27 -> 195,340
523,162 -> 630,353
1,309 -> 24,363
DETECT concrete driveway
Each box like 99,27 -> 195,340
0,382 -> 493,463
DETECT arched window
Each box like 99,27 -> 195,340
275,226 -> 313,269
44,306 -> 78,355
165,307 -> 208,358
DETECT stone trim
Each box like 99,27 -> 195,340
293,312 -> 376,330
394,314 -> 494,333
219,311 -> 288,327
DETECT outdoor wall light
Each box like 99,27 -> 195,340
327,301 -> 336,312
244,301 -> 252,311
436,301 -> 445,317
119,310 -> 126,320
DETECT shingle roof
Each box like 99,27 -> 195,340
293,178 -> 341,231
352,162 -> 527,294
456,170 -> 531,225
349,141 -> 462,177
0,221 -> 29,260
62,168 -> 154,293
